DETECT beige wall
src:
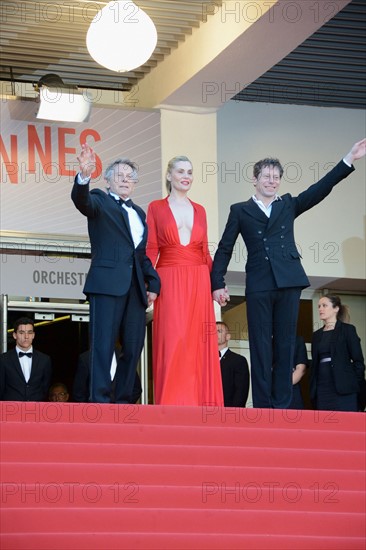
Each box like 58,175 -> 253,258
160,108 -> 220,249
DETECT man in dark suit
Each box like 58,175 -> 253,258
0,317 -> 52,401
217,321 -> 250,407
211,139 -> 366,409
73,348 -> 142,404
71,144 -> 160,404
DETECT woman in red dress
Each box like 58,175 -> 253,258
146,156 -> 223,406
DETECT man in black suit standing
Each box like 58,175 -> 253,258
217,321 -> 250,407
0,317 -> 52,401
211,139 -> 366,409
71,144 -> 160,404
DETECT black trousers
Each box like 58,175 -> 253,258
88,279 -> 146,404
246,287 -> 302,409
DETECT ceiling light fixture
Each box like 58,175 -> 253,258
86,1 -> 157,72
36,74 -> 91,122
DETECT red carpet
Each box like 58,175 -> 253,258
1,402 -> 365,549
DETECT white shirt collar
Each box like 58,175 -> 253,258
252,194 -> 281,208
252,194 -> 281,217
109,191 -> 134,204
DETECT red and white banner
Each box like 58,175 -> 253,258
0,99 -> 162,236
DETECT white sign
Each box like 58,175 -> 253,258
0,254 -> 90,299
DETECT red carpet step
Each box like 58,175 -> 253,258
1,403 -> 365,550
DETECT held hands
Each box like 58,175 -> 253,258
77,143 -> 96,179
147,291 -> 158,307
344,138 -> 366,166
213,287 -> 230,307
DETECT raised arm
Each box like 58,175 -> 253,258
72,144 -> 99,217
344,138 -> 366,166
77,143 -> 96,179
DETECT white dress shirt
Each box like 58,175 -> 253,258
109,191 -> 144,248
16,346 -> 33,382
110,353 -> 117,381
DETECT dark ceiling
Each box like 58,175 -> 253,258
234,0 -> 366,109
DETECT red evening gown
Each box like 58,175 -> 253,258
147,198 -> 223,406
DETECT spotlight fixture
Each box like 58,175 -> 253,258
36,74 -> 91,123
86,1 -> 157,72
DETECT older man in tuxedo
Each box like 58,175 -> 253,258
212,139 -> 366,409
71,144 -> 160,404
0,317 -> 52,401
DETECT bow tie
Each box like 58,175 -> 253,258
116,198 -> 133,208
19,352 -> 32,358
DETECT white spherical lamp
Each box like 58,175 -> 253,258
86,1 -> 157,72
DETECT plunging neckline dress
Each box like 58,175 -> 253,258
146,197 -> 223,406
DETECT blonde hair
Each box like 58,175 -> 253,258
165,156 -> 192,193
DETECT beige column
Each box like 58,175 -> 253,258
160,108 -> 220,250
160,107 -> 221,320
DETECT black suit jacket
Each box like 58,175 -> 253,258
311,321 -> 365,399
211,161 -> 354,293
0,348 -> 52,401
220,349 -> 250,407
71,181 -> 160,301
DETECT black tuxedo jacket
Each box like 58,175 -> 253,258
211,161 -> 354,294
311,320 -> 365,399
220,349 -> 250,407
71,181 -> 160,302
0,348 -> 52,401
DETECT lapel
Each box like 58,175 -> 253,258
108,193 -> 135,243
220,349 -> 230,362
241,197 -> 287,231
266,198 -> 286,231
11,349 -> 29,381
241,198 -> 269,222
27,350 -> 38,381
329,320 -> 341,355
